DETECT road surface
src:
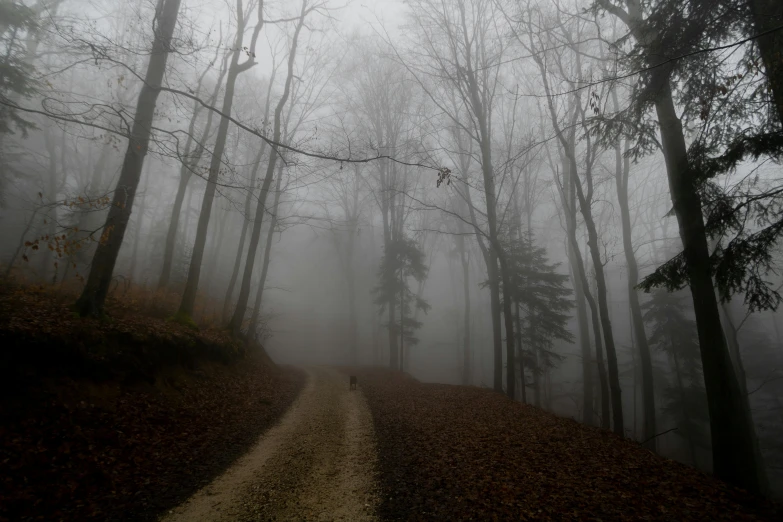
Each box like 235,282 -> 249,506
162,367 -> 378,521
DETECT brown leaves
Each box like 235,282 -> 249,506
356,369 -> 781,522
0,282 -> 305,521
0,355 -> 303,521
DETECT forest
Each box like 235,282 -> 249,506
1,0 -> 783,518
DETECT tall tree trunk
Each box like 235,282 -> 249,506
586,268 -> 611,431
399,264 -> 404,372
614,137 -> 656,450
498,252 -> 516,399
671,346 -> 698,466
570,164 -> 624,436
459,234 -> 471,386
515,301 -> 526,403
559,156 -> 606,428
720,302 -> 769,489
178,9 -> 258,318
158,47 -> 227,289
229,2 -> 305,333
569,239 -> 594,425
40,128 -> 58,282
247,161 -> 284,339
128,165 -> 150,282
462,46 -> 505,392
748,0 -> 783,124
76,0 -> 182,317
655,83 -> 762,492
222,72 -> 276,320
204,204 -> 229,296
598,0 -> 763,492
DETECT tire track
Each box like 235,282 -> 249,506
162,367 -> 378,522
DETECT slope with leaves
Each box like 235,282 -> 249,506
0,282 -> 305,521
357,369 -> 781,521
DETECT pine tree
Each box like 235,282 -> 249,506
373,236 -> 430,370
504,231 -> 574,405
0,0 -> 37,136
0,0 -> 38,204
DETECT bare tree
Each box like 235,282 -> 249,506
177,0 -> 266,320
158,41 -> 230,289
75,0 -> 182,317
228,0 -> 310,333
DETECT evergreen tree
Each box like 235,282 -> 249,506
0,0 -> 37,136
373,236 -> 430,370
0,0 -> 38,203
504,231 -> 574,404
642,289 -> 710,465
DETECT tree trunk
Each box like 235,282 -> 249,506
76,0 -> 181,317
222,73 -> 276,321
585,267 -> 611,431
462,48 -> 505,392
720,302 -> 769,490
656,83 -> 762,492
601,0 -> 764,492
178,49 -> 244,316
40,128 -> 58,282
229,3 -> 305,333
570,164 -> 624,436
459,234 -> 471,386
559,157 -> 608,429
204,204 -> 229,296
498,252 -> 516,399
128,165 -> 150,283
614,138 -> 657,450
515,301 -> 526,403
247,161 -> 284,339
671,345 -> 698,466
399,264 -> 404,372
157,49 -> 226,290
748,0 -> 783,124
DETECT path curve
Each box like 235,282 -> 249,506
162,367 -> 378,521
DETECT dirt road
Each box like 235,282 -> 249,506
162,367 -> 378,522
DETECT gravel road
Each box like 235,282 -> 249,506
162,367 -> 378,522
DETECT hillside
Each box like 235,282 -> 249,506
356,369 -> 782,522
0,283 -> 304,521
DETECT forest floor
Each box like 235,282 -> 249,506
0,282 -> 305,521
356,369 -> 783,521
2,278 -> 780,522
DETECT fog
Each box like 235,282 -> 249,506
2,0 -> 783,495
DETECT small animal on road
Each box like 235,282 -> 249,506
349,375 -> 357,390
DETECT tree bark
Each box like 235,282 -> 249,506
76,0 -> 182,317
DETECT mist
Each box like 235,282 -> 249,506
2,0 -> 783,504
